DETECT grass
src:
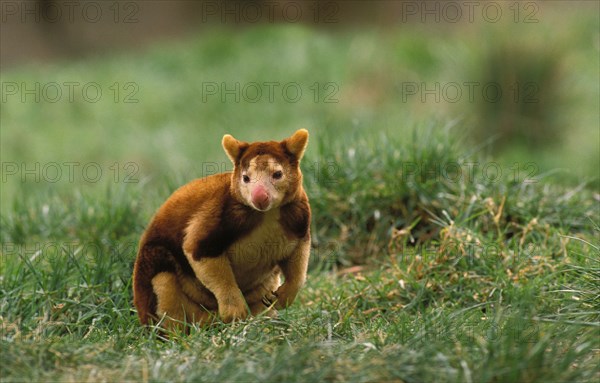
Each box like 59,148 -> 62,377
1,6 -> 599,383
2,125 -> 598,382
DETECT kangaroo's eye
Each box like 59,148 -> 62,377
272,171 -> 283,180
242,175 -> 250,183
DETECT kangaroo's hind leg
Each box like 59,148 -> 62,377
151,272 -> 213,331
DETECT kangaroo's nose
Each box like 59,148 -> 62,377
251,186 -> 270,210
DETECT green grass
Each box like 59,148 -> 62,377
2,125 -> 598,381
2,7 -> 599,383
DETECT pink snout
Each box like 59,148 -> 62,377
251,185 -> 270,210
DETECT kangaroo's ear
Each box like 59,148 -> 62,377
283,129 -> 309,161
222,134 -> 248,163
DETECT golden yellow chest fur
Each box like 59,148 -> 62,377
226,208 -> 298,290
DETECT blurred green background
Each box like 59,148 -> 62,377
1,1 -> 598,210
1,3 -> 599,381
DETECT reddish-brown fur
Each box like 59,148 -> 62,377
133,130 -> 311,330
